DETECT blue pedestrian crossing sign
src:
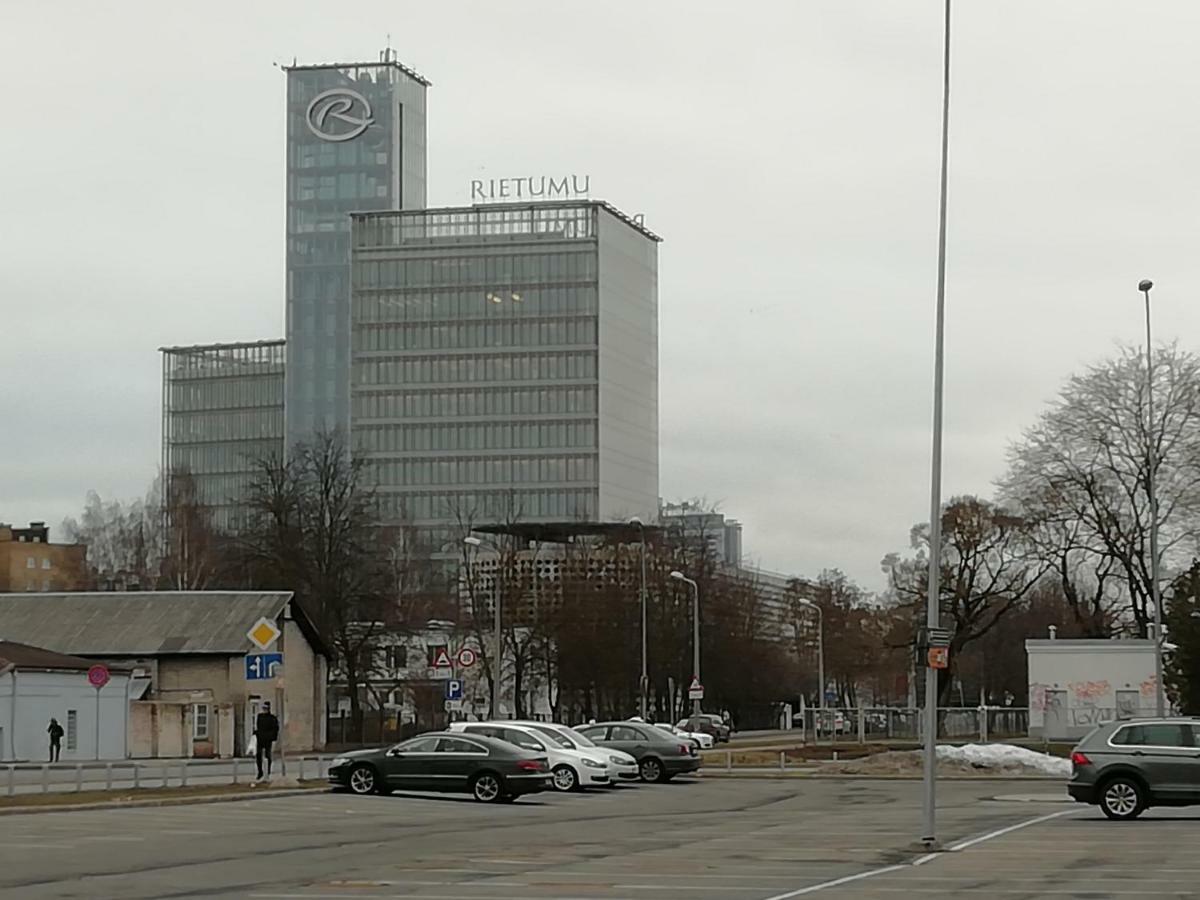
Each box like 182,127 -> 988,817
245,653 -> 283,681
445,679 -> 464,701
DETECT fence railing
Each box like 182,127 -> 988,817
2,755 -> 336,798
795,707 -> 1029,744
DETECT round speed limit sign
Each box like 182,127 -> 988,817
456,647 -> 478,668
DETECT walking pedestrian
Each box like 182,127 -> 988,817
254,702 -> 280,783
47,718 -> 64,762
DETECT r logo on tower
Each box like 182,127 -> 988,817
305,88 -> 374,142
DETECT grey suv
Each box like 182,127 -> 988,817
1069,718 -> 1200,820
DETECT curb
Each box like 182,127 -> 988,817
0,784 -> 327,816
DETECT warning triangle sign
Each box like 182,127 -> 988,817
433,647 -> 453,668
688,676 -> 702,691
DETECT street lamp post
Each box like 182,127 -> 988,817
671,571 -> 701,717
630,517 -> 649,720
922,0 -> 954,849
1138,278 -> 1165,717
463,535 -> 502,718
797,598 -> 825,741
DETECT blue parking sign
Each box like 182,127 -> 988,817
445,679 -> 464,701
246,653 -> 283,681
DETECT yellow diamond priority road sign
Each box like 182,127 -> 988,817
247,617 -> 282,651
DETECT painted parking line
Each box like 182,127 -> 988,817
759,808 -> 1083,898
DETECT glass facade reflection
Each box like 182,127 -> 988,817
285,57 -> 428,448
350,201 -> 660,531
160,341 -> 286,532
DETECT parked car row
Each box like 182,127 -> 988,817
328,719 -> 701,804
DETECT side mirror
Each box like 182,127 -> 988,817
387,748 -> 404,757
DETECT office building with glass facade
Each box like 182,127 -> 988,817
350,201 -> 660,539
160,341 -> 286,532
284,54 -> 429,448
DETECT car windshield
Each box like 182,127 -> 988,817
558,726 -> 597,748
526,725 -> 573,749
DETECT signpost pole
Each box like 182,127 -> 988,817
94,686 -> 101,762
922,0 -> 953,851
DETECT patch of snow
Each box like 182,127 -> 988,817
936,743 -> 1071,777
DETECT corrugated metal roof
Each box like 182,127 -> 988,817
0,592 -> 295,656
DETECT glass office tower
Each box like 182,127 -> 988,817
284,54 -> 429,449
349,201 -> 660,540
160,340 -> 286,532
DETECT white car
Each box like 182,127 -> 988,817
517,720 -> 640,784
655,722 -> 714,749
449,721 -> 610,791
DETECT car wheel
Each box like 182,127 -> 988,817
471,772 -> 504,803
1100,777 -> 1146,820
552,765 -> 579,792
639,758 -> 665,783
347,764 -> 378,796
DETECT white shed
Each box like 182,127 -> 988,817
1026,638 -> 1159,741
0,641 -> 131,762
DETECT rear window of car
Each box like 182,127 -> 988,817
609,725 -> 644,741
1111,724 -> 1191,747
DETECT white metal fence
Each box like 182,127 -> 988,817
2,755 -> 337,798
796,707 -> 1030,743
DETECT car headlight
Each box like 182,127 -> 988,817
609,755 -> 627,765
331,757 -> 350,767
582,758 -> 606,769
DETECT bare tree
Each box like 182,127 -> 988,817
62,483 -> 162,588
884,495 -> 1047,704
238,431 -> 388,734
160,470 -> 222,590
1001,345 -> 1200,634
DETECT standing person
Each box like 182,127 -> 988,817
47,718 -> 64,762
254,702 -> 280,783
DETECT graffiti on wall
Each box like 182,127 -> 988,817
1069,680 -> 1111,703
1029,683 -> 1049,712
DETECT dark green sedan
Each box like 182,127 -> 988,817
328,731 -> 552,803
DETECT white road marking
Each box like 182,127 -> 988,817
80,835 -> 146,842
761,808 -> 1083,897
946,808 -> 1079,852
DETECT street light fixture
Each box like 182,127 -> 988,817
671,571 -> 701,717
1138,278 -> 1165,717
796,598 -> 825,740
630,516 -> 649,720
463,535 -> 502,718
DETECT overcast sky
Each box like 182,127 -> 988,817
4,1 -> 1200,590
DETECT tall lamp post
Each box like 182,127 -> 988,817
922,0 -> 954,849
1138,278 -> 1165,717
630,517 -> 649,720
671,571 -> 701,716
463,535 -> 502,718
796,598 -> 825,740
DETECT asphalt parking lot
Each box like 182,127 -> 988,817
0,777 -> 1193,900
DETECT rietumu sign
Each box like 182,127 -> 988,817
471,174 -> 590,203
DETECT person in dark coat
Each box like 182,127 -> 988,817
48,718 -> 64,762
254,702 -> 280,782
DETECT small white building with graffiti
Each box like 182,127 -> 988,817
1026,637 -> 1159,741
